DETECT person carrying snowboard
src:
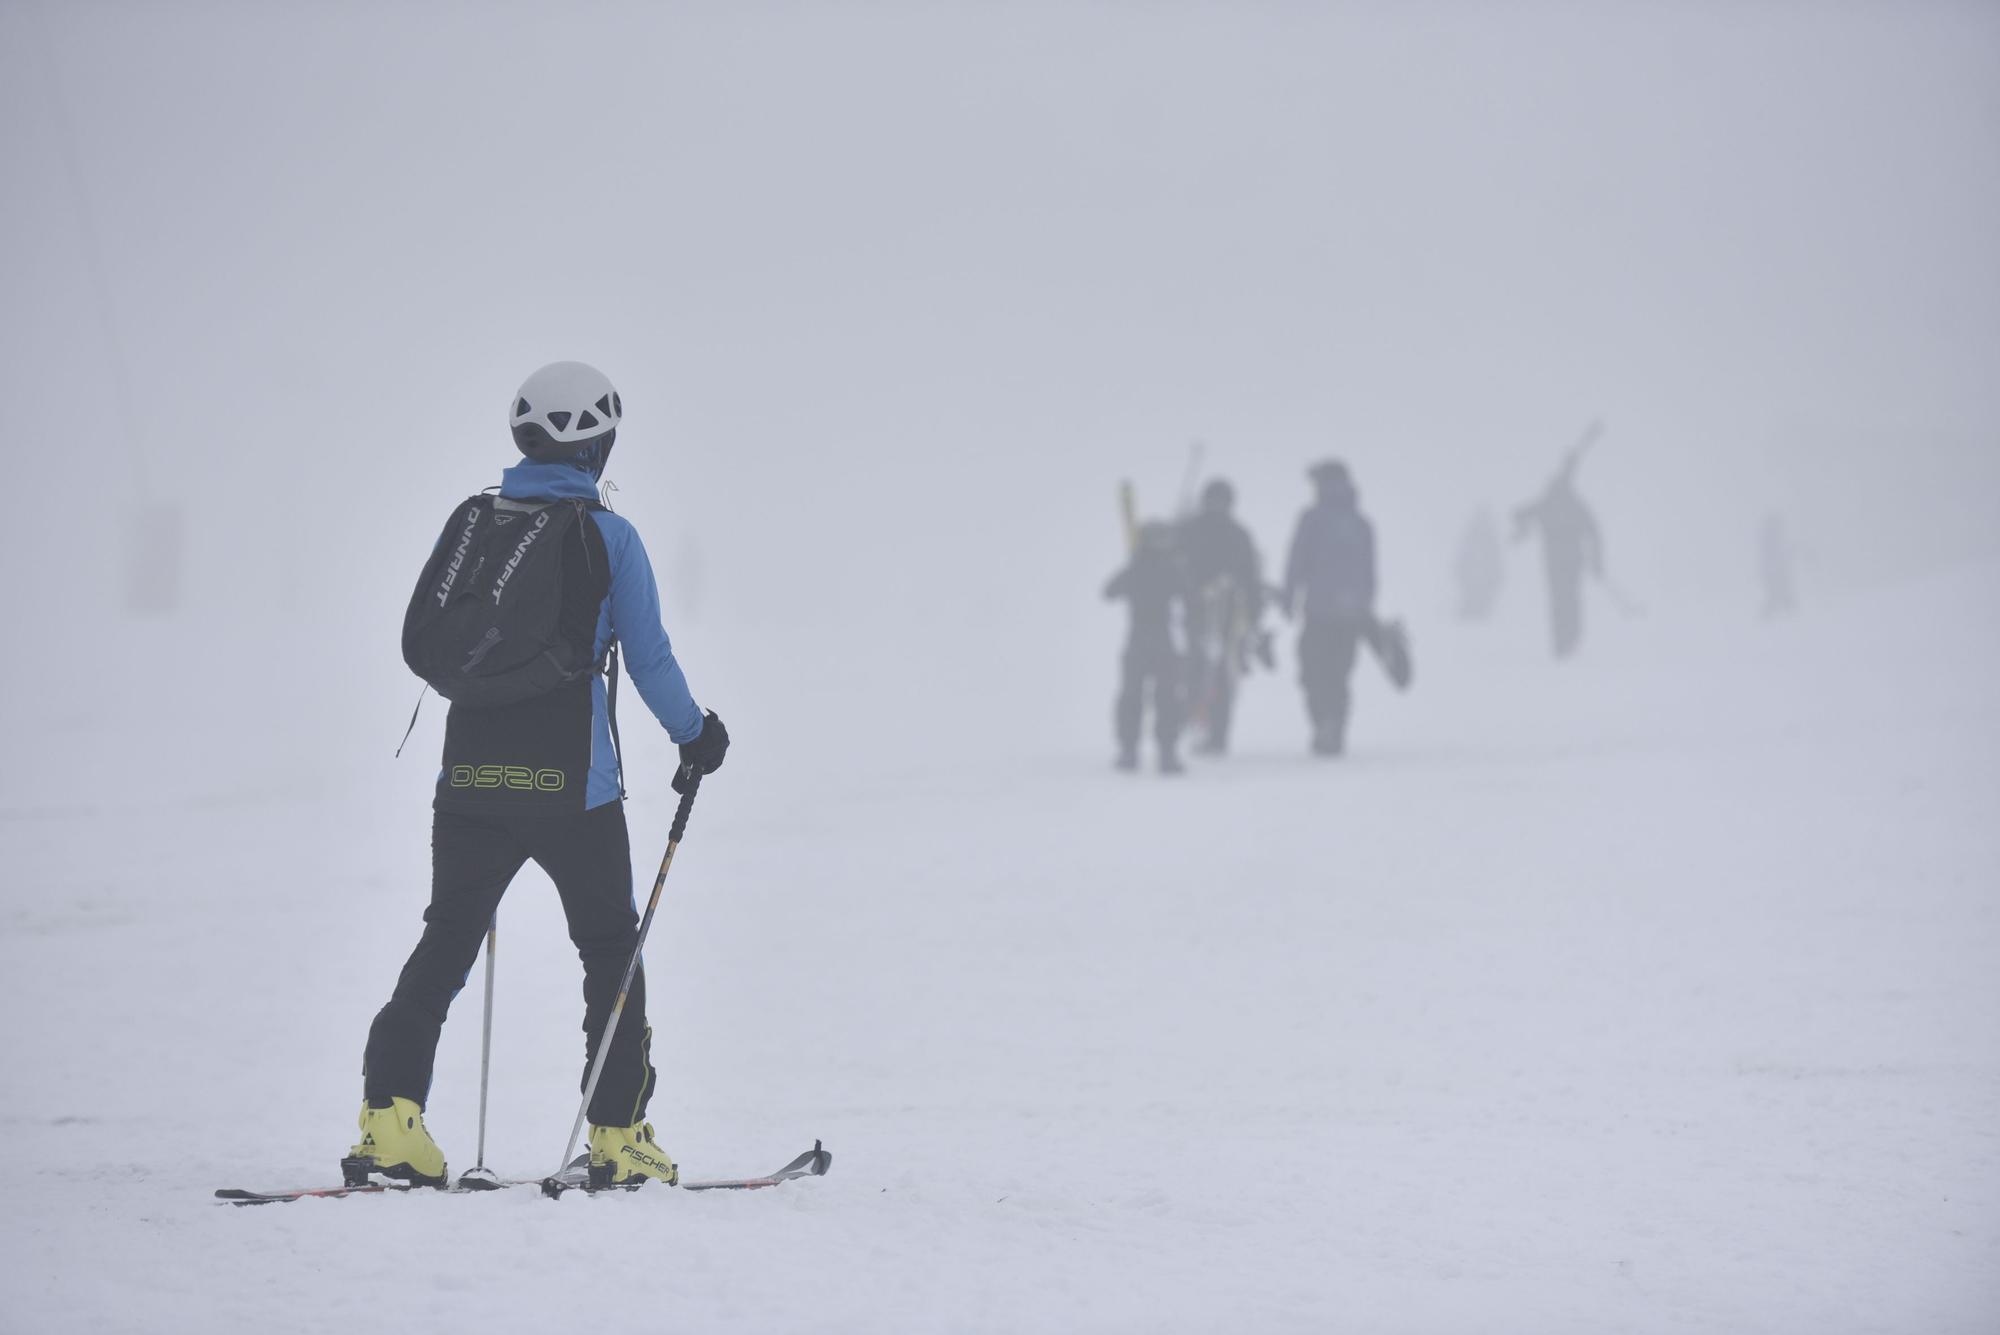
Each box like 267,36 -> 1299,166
348,361 -> 729,1189
1104,520 -> 1192,774
1281,460 -> 1377,756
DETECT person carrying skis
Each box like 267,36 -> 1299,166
1104,520 -> 1193,774
1178,478 -> 1268,756
1513,447 -> 1604,658
348,362 -> 729,1189
1281,460 -> 1377,757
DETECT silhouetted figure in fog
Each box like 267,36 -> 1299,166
1104,521 -> 1192,775
1179,479 -> 1267,756
1759,512 -> 1796,621
1455,507 -> 1504,621
1514,453 -> 1603,658
1282,461 -> 1376,757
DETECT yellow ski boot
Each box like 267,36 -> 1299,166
342,1097 -> 448,1187
587,1122 -> 678,1190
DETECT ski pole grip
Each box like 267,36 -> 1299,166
669,768 -> 701,844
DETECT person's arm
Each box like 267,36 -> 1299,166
1237,527 -> 1266,618
1361,516 -> 1379,613
1281,515 -> 1309,617
598,514 -> 705,744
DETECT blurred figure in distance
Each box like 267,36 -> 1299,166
1282,460 -> 1377,757
1104,520 -> 1193,775
1513,445 -> 1604,658
1178,478 -> 1268,757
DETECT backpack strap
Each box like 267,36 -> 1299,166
605,640 -> 626,800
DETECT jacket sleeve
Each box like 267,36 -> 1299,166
1234,527 -> 1265,616
598,515 -> 706,745
1361,517 -> 1379,612
1282,514 -> 1310,614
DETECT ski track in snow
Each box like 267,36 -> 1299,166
1,566 -> 1997,1333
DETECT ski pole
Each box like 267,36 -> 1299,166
475,916 -> 497,1165
455,915 -> 502,1190
545,768 -> 701,1190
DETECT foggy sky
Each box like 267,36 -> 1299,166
2,1 -> 1996,799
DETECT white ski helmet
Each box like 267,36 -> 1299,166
510,361 -> 622,463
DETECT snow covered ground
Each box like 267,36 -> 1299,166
2,557 -> 1995,1333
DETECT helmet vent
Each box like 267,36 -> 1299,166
594,394 -> 612,416
515,398 -> 531,417
577,410 -> 599,431
611,393 -> 622,416
547,410 -> 572,432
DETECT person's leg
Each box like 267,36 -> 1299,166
363,809 -> 526,1107
1551,571 -> 1583,657
1151,652 -> 1185,772
1114,644 -> 1144,766
1324,619 -> 1363,752
1209,660 -> 1236,752
526,801 -> 657,1129
1299,619 -> 1331,746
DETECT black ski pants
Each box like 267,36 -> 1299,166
363,801 -> 657,1128
1299,615 -> 1364,749
1115,641 -> 1183,760
1547,567 -> 1585,659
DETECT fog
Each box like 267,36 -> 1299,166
2,2 -> 1996,1329
8,5 -> 1996,686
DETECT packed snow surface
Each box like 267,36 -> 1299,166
2,564 -> 1996,1334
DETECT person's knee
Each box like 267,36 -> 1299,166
570,917 -> 639,961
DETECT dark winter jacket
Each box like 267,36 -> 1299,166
1178,510 -> 1265,631
1283,501 -> 1376,623
1515,483 -> 1603,583
1104,548 -> 1190,654
493,460 -> 704,808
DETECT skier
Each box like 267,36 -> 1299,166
1104,520 -> 1192,774
1454,506 -> 1504,621
1178,478 -> 1268,756
1281,460 -> 1377,757
348,362 -> 729,1189
1513,449 -> 1604,658
1758,511 -> 1796,621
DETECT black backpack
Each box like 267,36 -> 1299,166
402,494 -> 611,708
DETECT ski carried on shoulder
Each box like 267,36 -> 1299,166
216,1142 -> 830,1205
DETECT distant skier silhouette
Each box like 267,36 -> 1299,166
1758,512 -> 1796,621
1104,520 -> 1192,775
1282,461 -> 1377,757
1178,478 -> 1267,757
1514,434 -> 1604,659
1455,507 -> 1504,621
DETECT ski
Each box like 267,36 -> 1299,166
216,1157 -> 590,1206
217,1141 -> 829,1205
542,1139 -> 832,1197
681,1140 -> 833,1192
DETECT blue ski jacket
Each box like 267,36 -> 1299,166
497,460 -> 705,808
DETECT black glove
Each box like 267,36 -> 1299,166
672,709 -> 729,793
